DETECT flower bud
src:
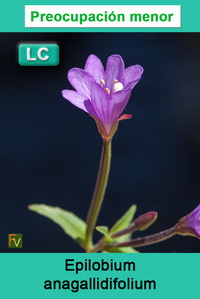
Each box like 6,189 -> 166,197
175,204 -> 200,238
134,211 -> 158,231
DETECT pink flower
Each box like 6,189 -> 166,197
176,204 -> 200,238
62,54 -> 143,140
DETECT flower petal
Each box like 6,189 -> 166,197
109,88 -> 132,123
105,55 -> 125,91
84,54 -> 105,84
62,90 -> 89,113
89,82 -> 109,123
68,68 -> 95,98
124,65 -> 144,89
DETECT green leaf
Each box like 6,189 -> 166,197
104,247 -> 138,253
110,205 -> 137,234
96,226 -> 109,237
109,205 -> 137,242
116,247 -> 138,253
29,204 -> 86,246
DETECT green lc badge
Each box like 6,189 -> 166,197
18,44 -> 59,66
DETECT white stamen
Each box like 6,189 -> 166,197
100,79 -> 105,86
113,81 -> 123,92
113,79 -> 118,84
105,88 -> 110,94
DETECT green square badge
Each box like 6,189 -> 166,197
18,44 -> 59,66
8,234 -> 23,248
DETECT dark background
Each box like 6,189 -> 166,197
0,33 -> 200,252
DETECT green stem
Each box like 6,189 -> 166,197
110,227 -> 176,248
85,141 -> 112,251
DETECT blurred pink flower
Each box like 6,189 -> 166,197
176,204 -> 200,238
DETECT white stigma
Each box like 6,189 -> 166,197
113,79 -> 123,93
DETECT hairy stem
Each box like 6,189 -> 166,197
110,227 -> 176,248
